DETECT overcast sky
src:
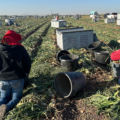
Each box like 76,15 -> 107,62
0,0 -> 120,15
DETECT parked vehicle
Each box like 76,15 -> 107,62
103,13 -> 110,19
90,11 -> 99,18
6,20 -> 13,26
107,13 -> 117,19
5,19 -> 15,26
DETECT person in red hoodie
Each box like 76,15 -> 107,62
111,49 -> 120,83
0,30 -> 31,118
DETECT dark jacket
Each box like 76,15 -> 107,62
0,43 -> 31,81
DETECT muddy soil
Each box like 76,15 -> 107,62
44,36 -> 112,120
50,65 -> 111,120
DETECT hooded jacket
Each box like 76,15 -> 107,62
0,43 -> 31,81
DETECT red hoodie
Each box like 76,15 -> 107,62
1,30 -> 23,46
111,49 -> 120,61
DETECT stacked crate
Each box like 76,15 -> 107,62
51,19 -> 66,28
117,13 -> 120,25
56,27 -> 93,50
105,18 -> 115,23
74,15 -> 79,20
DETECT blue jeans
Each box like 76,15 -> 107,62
0,79 -> 24,112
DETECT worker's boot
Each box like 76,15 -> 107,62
0,104 -> 7,119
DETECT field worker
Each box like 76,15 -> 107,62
111,49 -> 120,83
55,16 -> 59,21
0,30 -> 31,118
7,20 -> 12,26
92,15 -> 96,22
56,16 -> 59,20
